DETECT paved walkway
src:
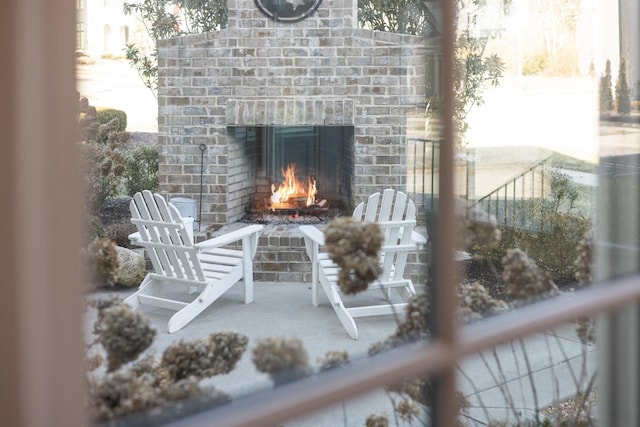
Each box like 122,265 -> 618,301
86,282 -> 597,426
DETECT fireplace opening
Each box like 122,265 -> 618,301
233,125 -> 354,223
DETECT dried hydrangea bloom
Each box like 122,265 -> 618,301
86,368 -> 225,423
395,397 -> 421,423
395,292 -> 430,340
317,350 -> 350,372
576,317 -> 596,345
159,377 -> 206,402
368,292 -> 431,356
365,414 -> 389,427
86,349 -> 104,372
161,331 -> 248,381
94,302 -> 156,372
397,377 -> 430,408
88,294 -> 122,314
458,281 -> 508,321
574,233 -> 593,287
324,217 -> 383,295
87,371 -> 158,421
86,237 -> 120,288
252,337 -> 310,385
502,248 -> 560,301
463,204 -> 502,250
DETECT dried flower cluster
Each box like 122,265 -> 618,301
85,237 -> 120,288
462,205 -> 502,250
324,217 -> 383,295
394,292 -> 430,341
86,300 -> 245,423
92,301 -> 156,372
458,281 -> 508,322
365,414 -> 389,427
86,349 -> 104,372
502,248 -> 560,301
394,378 -> 430,408
161,332 -> 248,381
576,317 -> 596,345
574,233 -> 593,287
395,397 -> 421,423
369,292 -> 430,357
97,118 -> 130,146
252,337 -> 311,385
317,350 -> 350,372
86,367 -> 227,423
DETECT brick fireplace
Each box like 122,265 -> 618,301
155,0 -> 434,284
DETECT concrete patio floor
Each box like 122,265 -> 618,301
86,281 -> 597,426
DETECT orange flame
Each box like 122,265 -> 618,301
270,164 -> 317,208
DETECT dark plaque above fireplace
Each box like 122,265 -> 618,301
254,0 -> 323,23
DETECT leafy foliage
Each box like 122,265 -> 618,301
96,108 -> 128,132
358,0 -> 505,141
522,51 -> 549,76
475,171 -> 593,284
452,28 -> 505,137
357,0 -> 439,36
123,0 -> 227,97
78,95 -> 129,214
124,145 -> 159,195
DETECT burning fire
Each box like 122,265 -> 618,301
270,164 -> 317,208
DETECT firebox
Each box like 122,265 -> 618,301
232,125 -> 354,222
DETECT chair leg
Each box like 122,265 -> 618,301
242,242 -> 254,304
166,280 -> 235,333
123,275 -> 155,309
320,279 -> 359,339
333,301 -> 358,340
311,245 -> 320,307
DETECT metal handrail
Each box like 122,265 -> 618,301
471,156 -> 551,208
469,156 -> 553,229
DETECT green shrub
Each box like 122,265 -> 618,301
522,51 -> 548,76
86,214 -> 107,245
481,212 -> 591,284
96,108 -> 127,132
600,60 -> 614,113
124,145 -> 159,195
616,57 -> 632,115
473,170 -> 593,284
106,223 -> 138,248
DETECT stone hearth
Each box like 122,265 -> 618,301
199,223 -> 429,286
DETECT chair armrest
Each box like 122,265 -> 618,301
129,231 -> 141,246
411,231 -> 428,249
299,225 -> 325,246
194,224 -> 264,250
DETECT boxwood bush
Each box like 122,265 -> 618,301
124,145 -> 159,195
96,108 -> 127,132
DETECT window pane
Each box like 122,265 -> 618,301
82,0 -> 437,424
458,0 -> 601,315
78,0 -> 640,425
458,322 -> 597,425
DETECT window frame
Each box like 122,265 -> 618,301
2,1 -> 640,426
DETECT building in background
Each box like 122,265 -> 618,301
76,0 -> 154,58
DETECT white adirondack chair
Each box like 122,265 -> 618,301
300,189 -> 427,339
124,190 -> 263,333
